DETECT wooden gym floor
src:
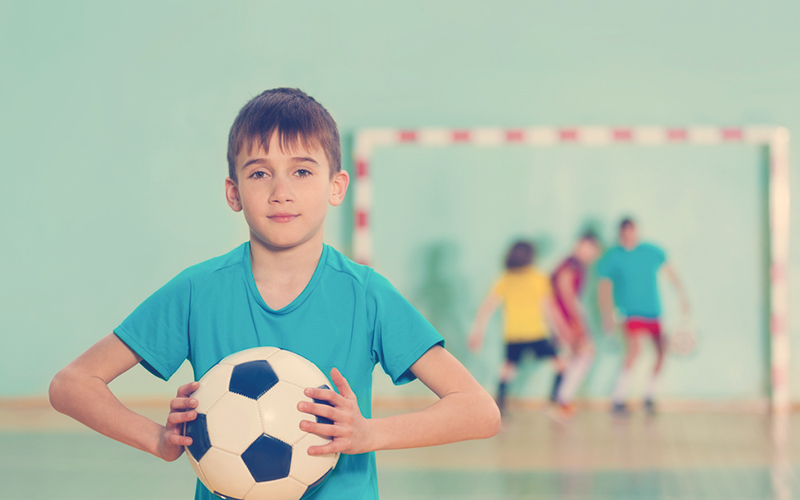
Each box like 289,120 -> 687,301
1,400 -> 798,499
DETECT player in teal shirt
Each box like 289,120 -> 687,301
50,88 -> 501,500
597,218 -> 689,416
597,241 -> 665,319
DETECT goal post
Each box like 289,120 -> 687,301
352,125 -> 791,412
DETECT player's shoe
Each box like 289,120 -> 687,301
611,402 -> 630,417
544,401 -> 576,423
557,402 -> 576,419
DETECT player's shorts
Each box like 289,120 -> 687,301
505,339 -> 557,363
624,317 -> 661,338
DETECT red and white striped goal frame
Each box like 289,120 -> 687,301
352,125 -> 791,411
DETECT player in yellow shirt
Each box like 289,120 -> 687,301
468,241 -> 566,414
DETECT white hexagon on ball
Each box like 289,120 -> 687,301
244,476 -> 308,500
257,380 -> 309,445
267,350 -> 330,389
290,432 -> 338,486
191,364 -> 233,414
206,392 -> 263,454
198,447 -> 256,500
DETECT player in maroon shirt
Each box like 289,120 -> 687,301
550,231 -> 601,416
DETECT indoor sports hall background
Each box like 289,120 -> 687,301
2,1 -> 800,499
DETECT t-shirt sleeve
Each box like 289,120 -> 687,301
651,244 -> 667,266
366,271 -> 444,386
490,275 -> 507,297
596,251 -> 615,279
113,270 -> 192,381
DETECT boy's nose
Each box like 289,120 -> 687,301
269,178 -> 294,203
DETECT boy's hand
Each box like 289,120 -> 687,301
298,368 -> 373,456
601,315 -> 616,335
156,381 -> 199,462
467,329 -> 483,352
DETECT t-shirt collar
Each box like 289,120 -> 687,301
243,243 -> 329,315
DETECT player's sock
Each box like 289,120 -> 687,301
612,370 -> 630,404
645,372 -> 660,402
558,352 -> 593,404
549,372 -> 564,402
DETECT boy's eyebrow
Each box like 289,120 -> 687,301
291,156 -> 320,165
240,156 -> 320,170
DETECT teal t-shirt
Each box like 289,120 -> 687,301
114,243 -> 443,500
596,243 -> 666,318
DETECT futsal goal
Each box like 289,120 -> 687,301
352,125 -> 790,411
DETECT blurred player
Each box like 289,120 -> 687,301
550,231 -> 601,416
597,218 -> 689,415
468,241 -> 565,414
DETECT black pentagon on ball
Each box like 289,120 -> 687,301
229,360 -> 279,400
184,413 -> 212,462
313,384 -> 335,426
241,434 -> 293,482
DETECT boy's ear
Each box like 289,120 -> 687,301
225,177 -> 243,212
329,170 -> 349,207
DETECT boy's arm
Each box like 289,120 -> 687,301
49,333 -> 198,462
300,345 -> 501,455
554,268 -> 581,318
597,278 -> 616,333
467,292 -> 502,351
662,262 -> 690,314
545,296 -> 572,342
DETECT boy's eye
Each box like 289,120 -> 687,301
295,169 -> 312,178
249,171 -> 269,180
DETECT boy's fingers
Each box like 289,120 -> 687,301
170,397 -> 198,411
299,420 -> 341,438
299,400 -> 339,418
330,368 -> 356,399
307,440 -> 348,456
169,432 -> 193,447
303,387 -> 345,406
168,410 -> 197,425
176,381 -> 200,398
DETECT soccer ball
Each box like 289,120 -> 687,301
183,346 -> 340,500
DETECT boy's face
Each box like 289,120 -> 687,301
575,239 -> 600,264
619,224 -> 638,249
225,132 -> 349,252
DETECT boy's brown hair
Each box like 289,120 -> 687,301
505,241 -> 535,270
226,88 -> 341,180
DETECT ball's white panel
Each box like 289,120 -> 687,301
267,350 -> 330,389
289,433 -> 339,486
256,381 -> 308,445
219,346 -> 281,366
198,447 -> 255,500
207,393 -> 263,454
244,476 -> 307,500
192,364 -> 234,414
186,448 -> 214,493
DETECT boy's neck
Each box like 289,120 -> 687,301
248,233 -> 324,310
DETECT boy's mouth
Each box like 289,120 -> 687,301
268,213 -> 299,223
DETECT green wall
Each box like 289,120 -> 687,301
1,0 -> 798,402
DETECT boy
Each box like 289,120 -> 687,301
49,88 -> 500,500
550,231 -> 601,415
597,218 -> 689,415
467,241 -> 565,414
